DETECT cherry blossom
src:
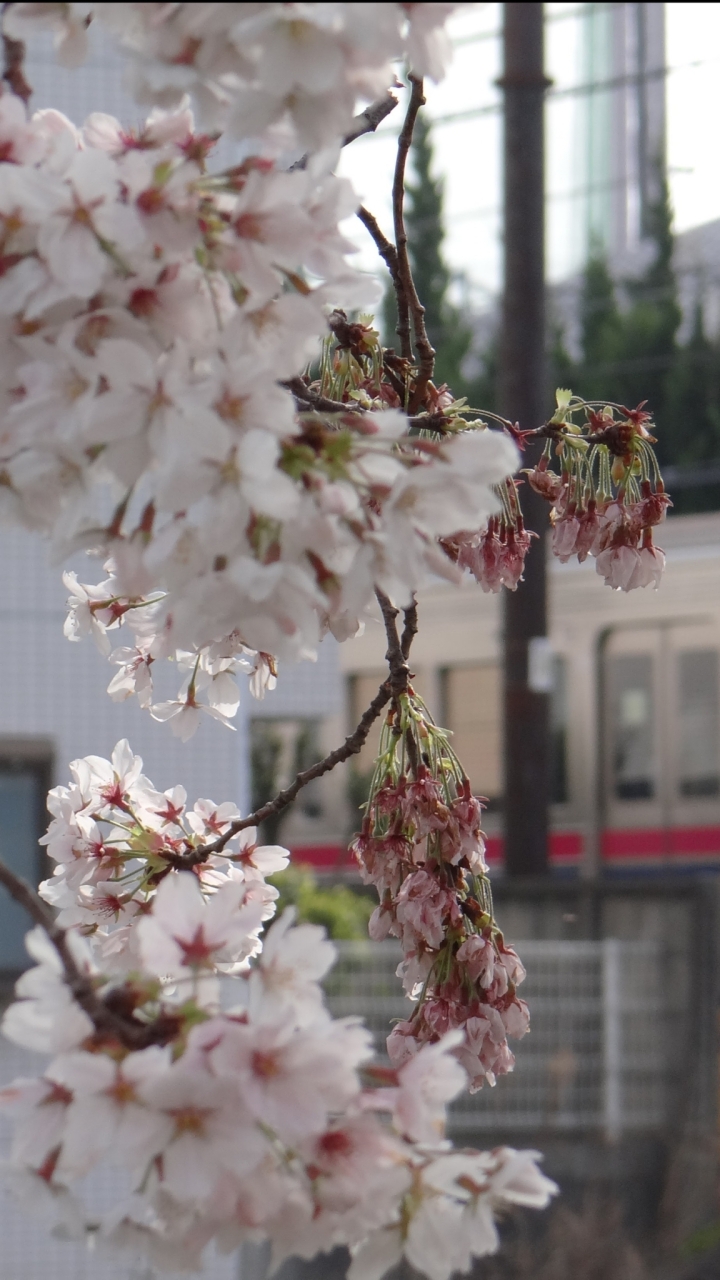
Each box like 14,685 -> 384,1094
0,8 -> 661,1274
0,731 -> 555,1277
351,695 -> 529,1090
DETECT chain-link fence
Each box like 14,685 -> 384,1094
326,938 -> 681,1138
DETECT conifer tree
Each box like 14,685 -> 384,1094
664,305 -> 720,511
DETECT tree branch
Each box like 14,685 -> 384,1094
290,92 -> 399,171
2,4 -> 31,103
0,596 -> 421,1036
375,588 -> 407,686
343,92 -> 399,145
170,595 -> 420,870
0,859 -> 173,1051
356,205 -> 405,321
392,75 -> 436,412
400,596 -> 418,660
169,679 -> 397,868
284,375 -> 451,432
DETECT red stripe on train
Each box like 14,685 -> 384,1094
288,831 -> 585,870
288,827 -> 720,871
602,826 -> 720,859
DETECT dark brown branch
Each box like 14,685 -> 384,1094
284,376 -> 451,432
290,92 -> 399,171
2,4 -> 31,103
375,588 -> 407,683
169,679 -> 397,869
356,205 -> 405,321
400,597 -> 418,660
343,91 -> 399,145
284,377 -> 364,415
0,859 -> 171,1051
170,595 -> 420,871
389,83 -> 418,362
392,75 -> 436,412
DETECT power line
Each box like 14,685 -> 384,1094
356,57 -> 717,140
451,3 -> 624,48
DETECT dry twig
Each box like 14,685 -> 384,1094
284,375 -> 451,432
392,75 -> 436,411
1,3 -> 31,103
0,860 -> 175,1050
343,91 -> 399,145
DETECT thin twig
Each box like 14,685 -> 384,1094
375,588 -> 407,683
400,597 -> 418,660
170,595 -> 419,870
343,92 -> 399,145
290,91 -> 399,171
389,83 -> 418,362
392,75 -> 436,412
375,589 -> 415,764
169,680 -> 396,868
2,3 -> 31,103
0,859 -> 173,1051
356,205 -> 404,313
284,376 -> 451,432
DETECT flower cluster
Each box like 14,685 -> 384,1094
6,3 -> 458,152
527,392 -> 670,591
0,76 -> 517,735
0,743 -> 555,1278
441,477 -> 535,594
351,693 -> 529,1091
37,738 -> 286,971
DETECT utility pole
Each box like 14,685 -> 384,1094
499,3 -> 551,877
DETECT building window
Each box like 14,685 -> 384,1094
250,718 -> 323,844
610,655 -> 655,801
0,745 -> 52,971
677,650 -> 720,798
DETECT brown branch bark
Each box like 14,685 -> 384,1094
0,597 -> 421,1034
375,588 -> 407,685
400,596 -> 418,660
170,595 -> 420,870
290,91 -> 399,171
356,205 -> 406,327
0,859 -> 172,1051
2,4 -> 31,103
168,678 -> 398,869
284,376 -> 451,432
392,75 -> 436,412
343,92 -> 399,145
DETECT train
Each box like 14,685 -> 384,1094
284,509 -> 720,879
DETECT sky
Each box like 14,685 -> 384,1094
338,3 -> 720,305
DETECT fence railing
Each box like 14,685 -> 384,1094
325,938 -> 679,1138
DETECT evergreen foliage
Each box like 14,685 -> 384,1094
385,116 -> 720,511
552,176 -> 720,513
269,863 -> 373,940
383,113 -> 496,410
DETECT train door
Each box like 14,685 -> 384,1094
603,624 -> 720,870
666,623 -> 720,855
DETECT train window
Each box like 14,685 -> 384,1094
444,664 -> 502,801
677,650 -> 719,798
0,752 -> 50,970
610,655 -> 655,801
551,656 -> 568,804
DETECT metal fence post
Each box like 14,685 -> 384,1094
602,937 -> 623,1143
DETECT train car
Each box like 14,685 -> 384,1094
289,510 -> 720,879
